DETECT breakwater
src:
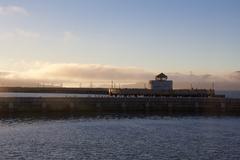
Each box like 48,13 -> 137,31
0,97 -> 240,115
0,87 -> 109,94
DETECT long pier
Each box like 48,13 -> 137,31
0,87 -> 109,94
0,97 -> 240,115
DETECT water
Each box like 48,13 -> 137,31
0,116 -> 240,160
216,90 -> 240,99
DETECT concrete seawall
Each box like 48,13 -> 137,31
0,97 -> 240,115
0,87 -> 109,94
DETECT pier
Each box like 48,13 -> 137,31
0,73 -> 239,115
0,87 -> 109,94
0,97 -> 240,115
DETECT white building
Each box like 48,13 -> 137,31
149,73 -> 173,91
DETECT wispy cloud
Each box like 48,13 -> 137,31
63,31 -> 78,43
0,5 -> 29,16
0,29 -> 40,40
15,29 -> 40,38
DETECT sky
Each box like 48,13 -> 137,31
0,0 -> 240,89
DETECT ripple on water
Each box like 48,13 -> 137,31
0,116 -> 240,160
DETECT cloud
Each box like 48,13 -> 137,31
0,62 -> 239,90
0,5 -> 29,16
168,73 -> 221,82
0,29 -> 40,40
63,31 -> 78,42
15,29 -> 40,38
167,72 -> 240,90
0,63 -> 154,87
22,63 -> 154,81
0,71 -> 12,77
230,71 -> 240,80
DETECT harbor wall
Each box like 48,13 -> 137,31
0,87 -> 109,94
0,97 -> 240,115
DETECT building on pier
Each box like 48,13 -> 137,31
149,73 -> 173,91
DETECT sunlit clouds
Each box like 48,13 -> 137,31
10,63 -> 154,82
0,62 -> 239,90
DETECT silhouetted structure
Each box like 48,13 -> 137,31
155,73 -> 168,81
149,73 -> 173,91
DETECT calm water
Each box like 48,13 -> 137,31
0,116 -> 240,160
216,90 -> 240,99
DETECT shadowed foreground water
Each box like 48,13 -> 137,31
0,116 -> 240,160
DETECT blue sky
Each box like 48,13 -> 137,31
0,0 -> 240,88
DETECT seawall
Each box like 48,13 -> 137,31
0,87 -> 109,94
0,97 -> 240,115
